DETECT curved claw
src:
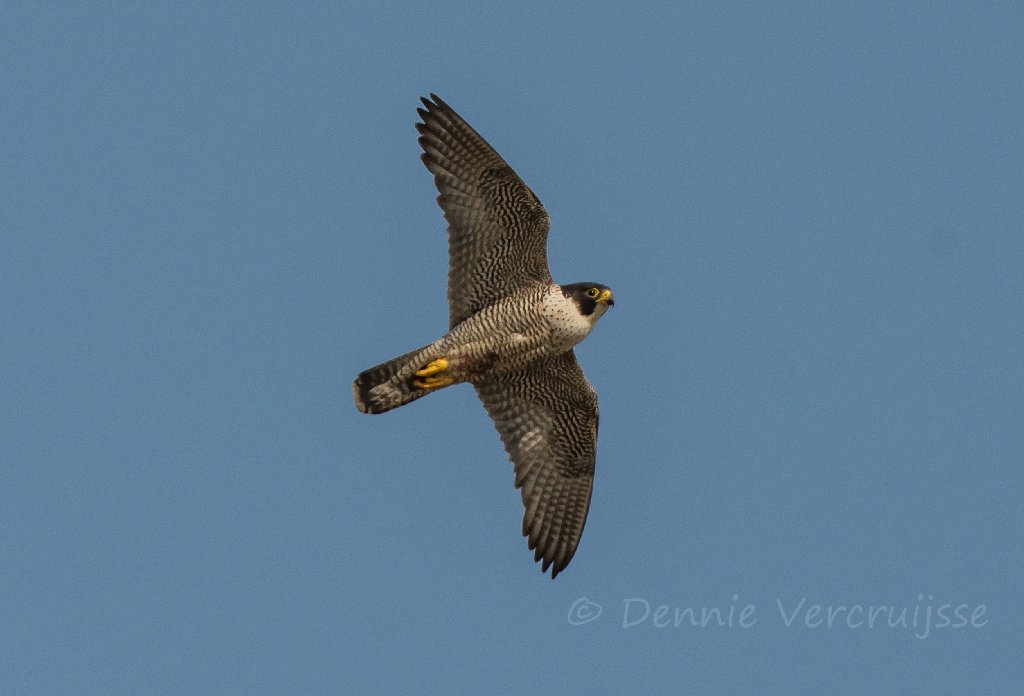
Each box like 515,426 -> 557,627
412,374 -> 455,390
415,358 -> 449,377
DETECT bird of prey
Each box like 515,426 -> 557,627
353,94 -> 614,578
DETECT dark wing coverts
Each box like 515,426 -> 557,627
417,94 -> 552,328
474,351 -> 599,578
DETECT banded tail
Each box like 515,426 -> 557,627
353,344 -> 453,414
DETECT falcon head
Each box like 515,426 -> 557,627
562,282 -> 615,321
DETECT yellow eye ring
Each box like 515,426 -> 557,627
586,288 -> 599,298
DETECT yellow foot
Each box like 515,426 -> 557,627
415,358 -> 449,377
412,374 -> 455,390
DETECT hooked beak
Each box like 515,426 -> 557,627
597,289 -> 614,306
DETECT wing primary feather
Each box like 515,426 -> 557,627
473,352 -> 599,579
416,94 -> 554,327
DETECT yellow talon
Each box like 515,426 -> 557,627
415,358 -> 449,377
412,374 -> 455,390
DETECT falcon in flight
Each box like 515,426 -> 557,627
353,94 -> 614,578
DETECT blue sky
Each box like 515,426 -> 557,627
2,2 -> 1022,694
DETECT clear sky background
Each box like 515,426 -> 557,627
2,2 -> 1022,694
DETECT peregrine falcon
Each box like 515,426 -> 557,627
353,95 -> 614,578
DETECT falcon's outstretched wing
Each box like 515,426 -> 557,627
417,94 -> 552,329
474,350 -> 599,578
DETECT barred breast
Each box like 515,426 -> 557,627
435,284 -> 577,381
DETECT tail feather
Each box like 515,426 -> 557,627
353,343 -> 445,414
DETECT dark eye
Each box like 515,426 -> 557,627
585,288 -> 599,298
